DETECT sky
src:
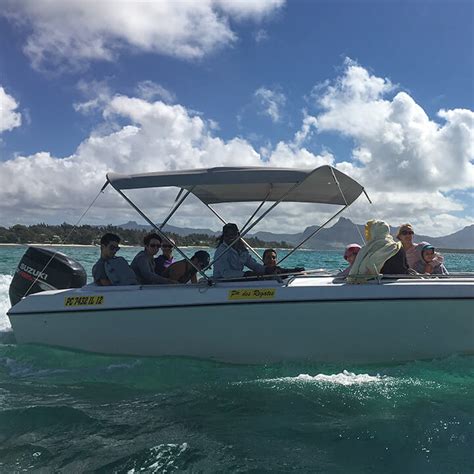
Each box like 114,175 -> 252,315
0,0 -> 472,237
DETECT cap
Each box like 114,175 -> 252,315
344,243 -> 361,260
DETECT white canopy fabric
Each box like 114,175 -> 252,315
107,165 -> 364,205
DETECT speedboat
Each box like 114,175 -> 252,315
7,166 -> 474,363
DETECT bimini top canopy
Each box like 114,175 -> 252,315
106,165 -> 364,206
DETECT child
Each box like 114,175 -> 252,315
413,243 -> 448,275
338,243 -> 361,277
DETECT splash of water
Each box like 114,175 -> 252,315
0,274 -> 12,331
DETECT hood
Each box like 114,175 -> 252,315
414,241 -> 431,261
365,220 -> 391,242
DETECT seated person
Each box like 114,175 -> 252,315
212,223 -> 265,279
92,233 -> 138,286
412,242 -> 448,275
396,223 -> 418,269
337,244 -> 361,277
262,248 -> 305,275
348,220 -> 409,283
155,238 -> 175,275
131,233 -> 176,284
163,251 -> 211,284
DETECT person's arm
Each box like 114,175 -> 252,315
92,260 -> 112,286
244,252 -> 265,274
135,254 -> 176,284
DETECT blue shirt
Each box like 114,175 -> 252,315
212,243 -> 265,279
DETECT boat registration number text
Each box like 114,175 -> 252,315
228,288 -> 276,300
64,295 -> 105,306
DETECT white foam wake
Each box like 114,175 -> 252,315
292,370 -> 387,385
0,274 -> 13,331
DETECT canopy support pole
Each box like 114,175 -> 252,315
363,189 -> 372,204
208,180 -> 304,275
112,187 -> 211,283
240,188 -> 271,235
205,203 -> 264,262
277,205 -> 348,266
159,187 -> 194,230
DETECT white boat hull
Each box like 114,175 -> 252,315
7,277 -> 474,363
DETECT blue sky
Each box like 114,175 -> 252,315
0,0 -> 472,236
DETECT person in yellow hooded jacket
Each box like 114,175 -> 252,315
347,220 -> 409,283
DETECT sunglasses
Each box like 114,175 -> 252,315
400,230 -> 414,235
162,245 -> 173,249
108,244 -> 120,251
148,243 -> 161,248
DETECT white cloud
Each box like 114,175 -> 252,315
293,113 -> 318,147
0,93 -> 329,229
2,0 -> 285,71
73,79 -> 113,115
0,59 -> 471,236
135,81 -> 175,103
255,29 -> 269,43
312,58 -> 474,194
0,86 -> 22,133
255,86 -> 286,122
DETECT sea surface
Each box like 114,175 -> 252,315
0,246 -> 473,472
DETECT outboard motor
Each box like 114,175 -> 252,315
9,247 -> 87,306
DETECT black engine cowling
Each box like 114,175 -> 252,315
9,247 -> 87,306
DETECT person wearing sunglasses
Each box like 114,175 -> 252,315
396,223 -> 418,268
155,238 -> 175,275
131,233 -> 176,285
92,233 -> 137,286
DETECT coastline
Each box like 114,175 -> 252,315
0,243 -> 212,249
0,243 -> 98,248
0,243 -> 473,253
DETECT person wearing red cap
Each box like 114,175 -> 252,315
337,243 -> 362,277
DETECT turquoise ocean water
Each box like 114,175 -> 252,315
0,246 -> 473,472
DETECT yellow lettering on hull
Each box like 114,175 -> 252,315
64,295 -> 105,306
228,288 -> 276,300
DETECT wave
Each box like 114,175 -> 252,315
0,274 -> 12,331
97,443 -> 192,472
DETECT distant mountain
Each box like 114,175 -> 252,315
255,217 -> 474,250
119,218 -> 474,250
119,221 -> 219,237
